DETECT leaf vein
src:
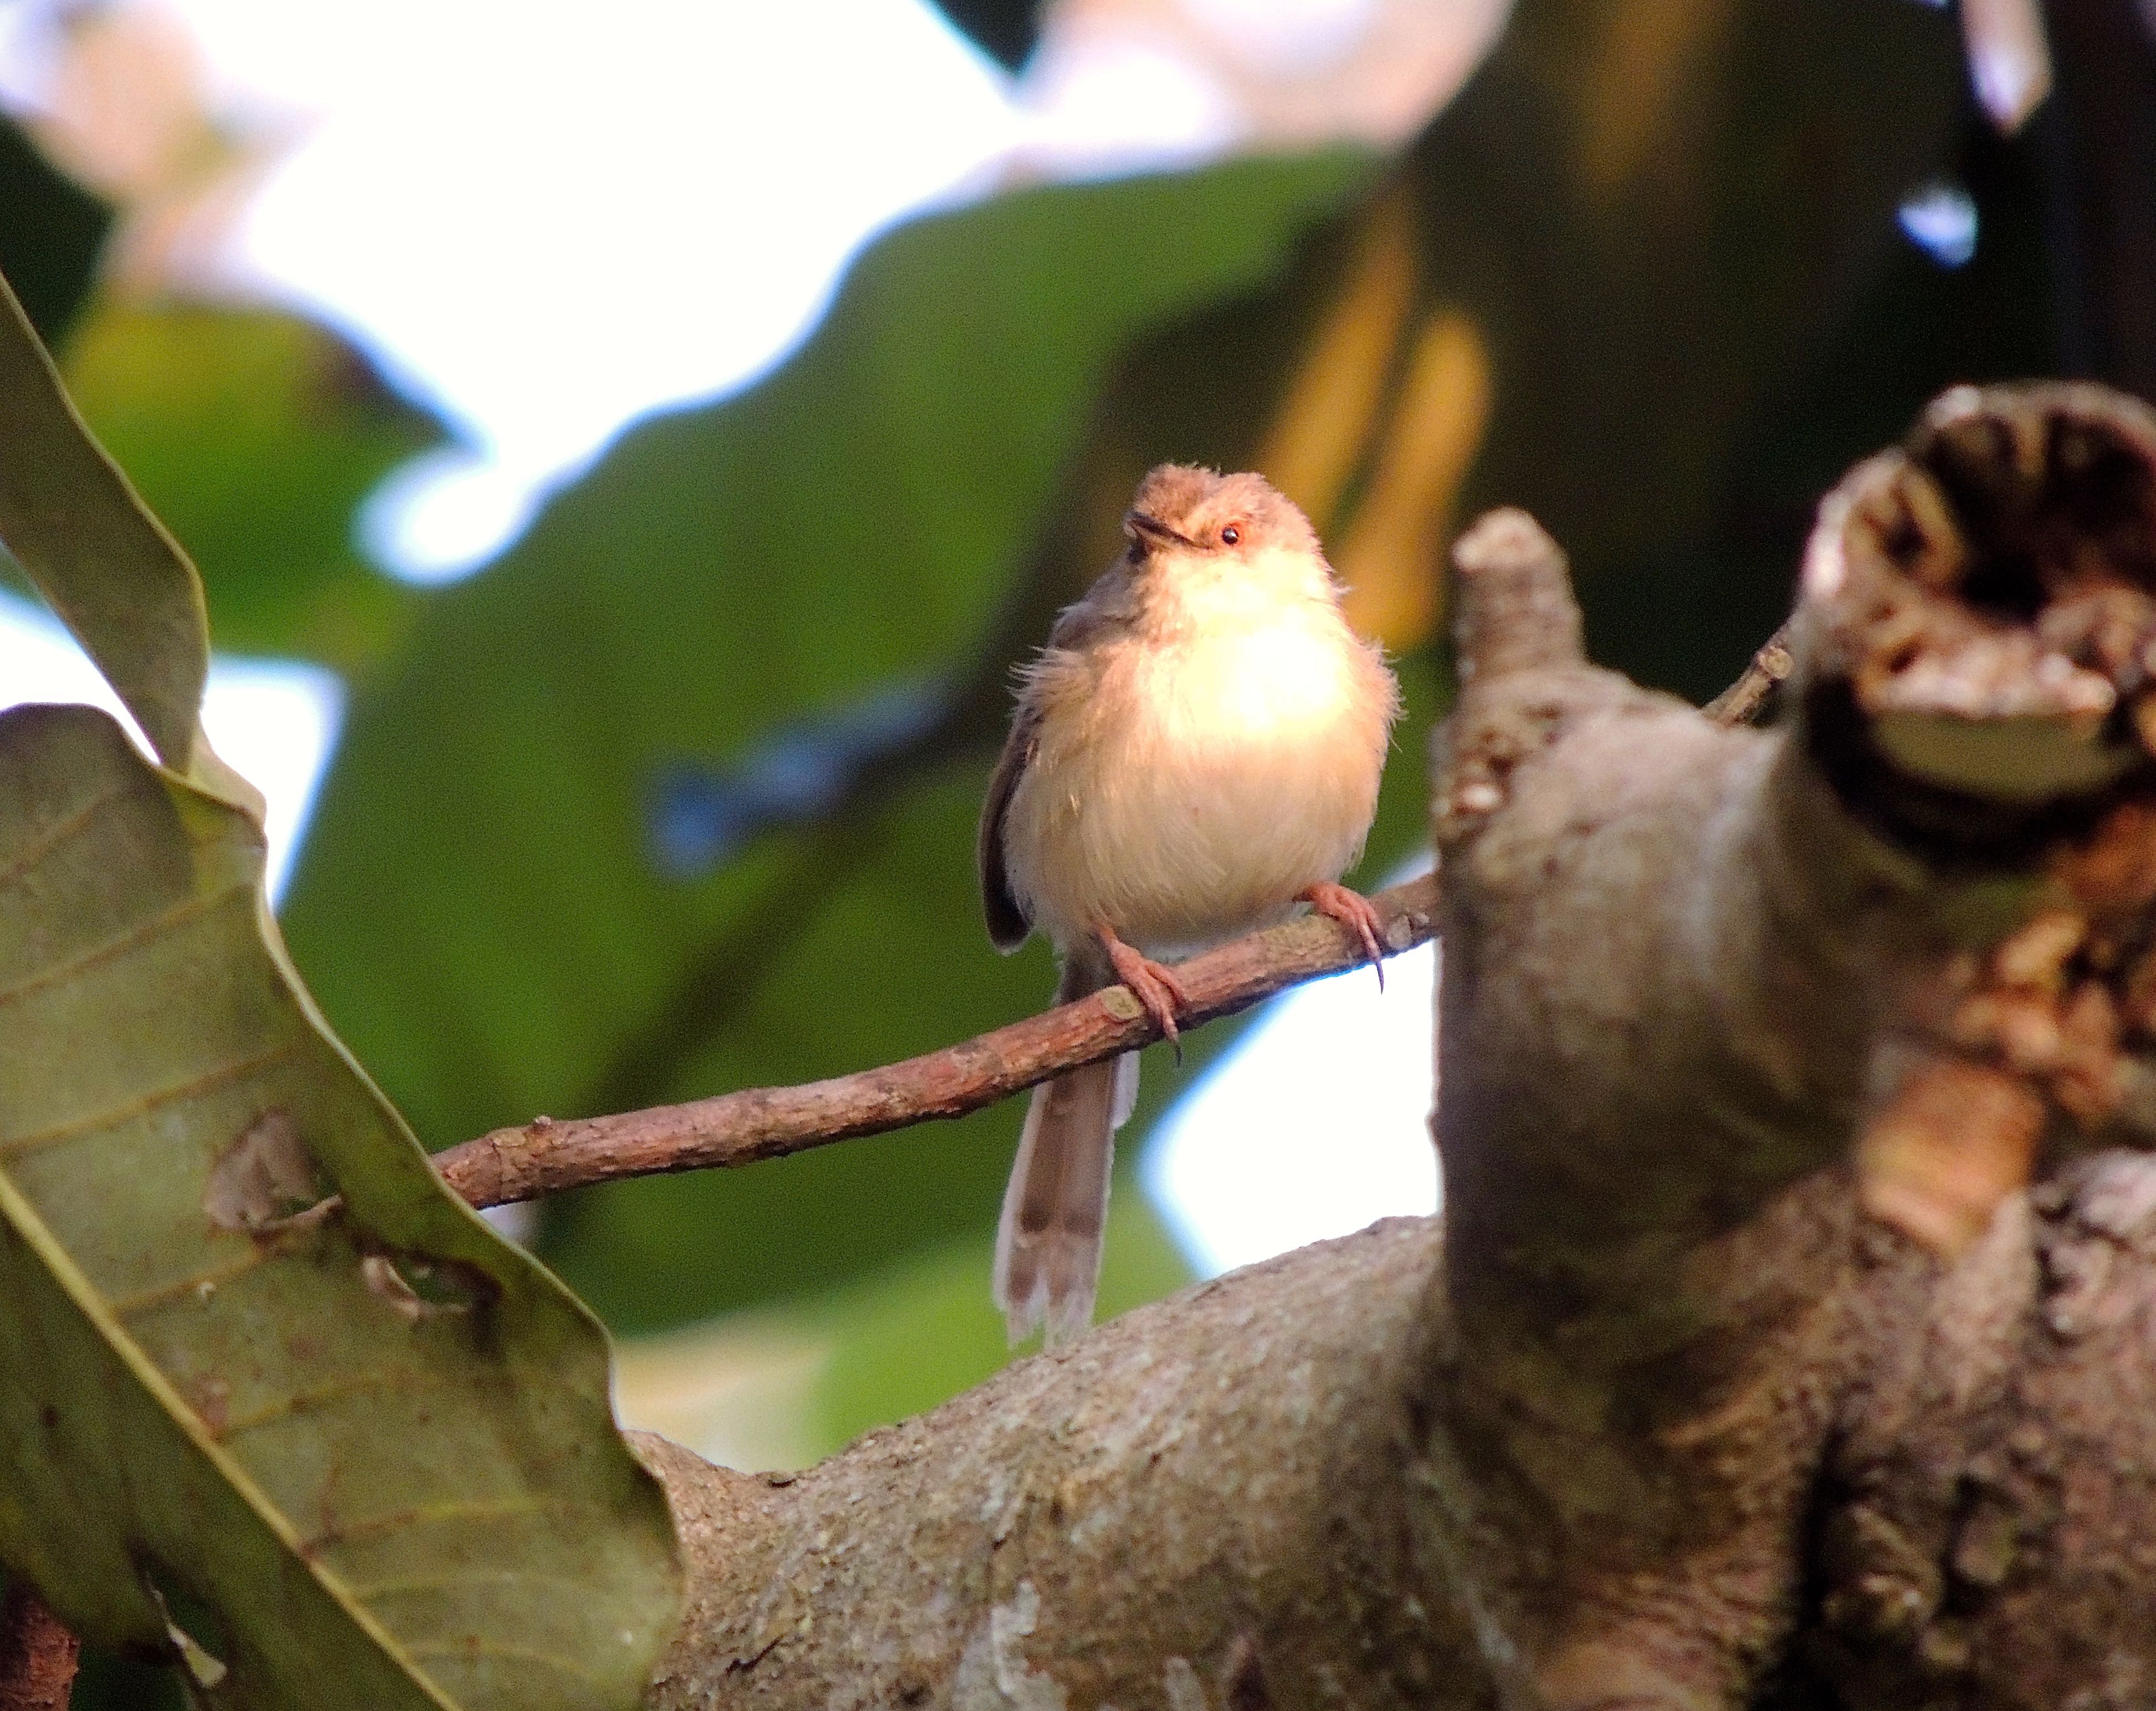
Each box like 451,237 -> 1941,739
346,1567 -> 608,1599
0,780 -> 131,894
0,1038 -> 306,1160
104,1249 -> 271,1319
399,1638 -> 605,1686
222,1367 -> 489,1439
300,1496 -> 548,1553
0,883 -> 245,1010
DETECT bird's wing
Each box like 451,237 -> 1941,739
978,697 -> 1038,952
977,574 -> 1131,953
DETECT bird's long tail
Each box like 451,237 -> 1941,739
993,951 -> 1139,1347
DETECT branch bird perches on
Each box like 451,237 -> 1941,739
431,875 -> 1440,1209
430,630 -> 1793,1212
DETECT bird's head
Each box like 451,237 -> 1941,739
1122,466 -> 1328,593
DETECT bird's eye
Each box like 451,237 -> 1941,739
1220,524 -> 1241,545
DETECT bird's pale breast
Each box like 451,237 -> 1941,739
1003,595 -> 1390,957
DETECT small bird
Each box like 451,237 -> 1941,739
979,464 -> 1400,1345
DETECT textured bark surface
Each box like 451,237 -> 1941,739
628,385 -> 2156,1710
1786,1150 -> 2156,1709
0,1587 -> 78,1711
638,1218 -> 1487,1711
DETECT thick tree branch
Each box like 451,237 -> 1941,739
483,383 -> 2156,1711
616,384 -> 2156,1711
638,1217 -> 1486,1711
434,877 -> 1438,1208
1422,382 -> 2156,1709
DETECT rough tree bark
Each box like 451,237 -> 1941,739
630,382 -> 2156,1710
0,1588 -> 79,1711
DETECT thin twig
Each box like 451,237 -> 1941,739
1701,621 -> 1795,726
0,1587 -> 78,1711
434,875 -> 1440,1208
432,616 -> 1785,1212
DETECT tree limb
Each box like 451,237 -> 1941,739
1424,382 -> 2156,1709
434,876 -> 1439,1208
612,383 -> 2156,1710
0,1589 -> 76,1711
638,1217 -> 1489,1711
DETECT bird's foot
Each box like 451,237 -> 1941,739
1095,928 -> 1191,1052
1299,881 -> 1388,990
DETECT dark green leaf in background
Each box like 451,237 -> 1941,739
926,0 -> 1042,71
0,110 -> 110,349
60,300 -> 444,676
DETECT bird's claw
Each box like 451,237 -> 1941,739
1300,881 -> 1388,991
1099,932 -> 1191,1059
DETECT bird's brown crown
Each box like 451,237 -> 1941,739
1124,464 -> 1320,559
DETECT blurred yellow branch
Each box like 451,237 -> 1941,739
1257,186 -> 1418,531
1336,309 -> 1492,650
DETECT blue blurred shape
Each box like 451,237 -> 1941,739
1898,180 -> 1979,268
649,679 -> 947,878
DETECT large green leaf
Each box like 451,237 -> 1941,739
279,0 -> 1977,1350
0,267 -> 679,1705
0,274 -> 208,775
0,708 -> 676,1708
59,299 -> 442,675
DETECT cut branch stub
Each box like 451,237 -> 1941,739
1433,508 -> 1605,841
1797,382 -> 2156,1253
1449,505 -> 1586,686
1802,381 -> 2156,827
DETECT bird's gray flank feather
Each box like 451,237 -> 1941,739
978,707 -> 1037,951
977,570 -> 1135,954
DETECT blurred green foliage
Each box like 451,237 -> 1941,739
6,3 -> 2155,1697
276,150 -> 1378,1337
62,300 -> 442,676
2,0 -> 2062,1420
0,111 -> 108,347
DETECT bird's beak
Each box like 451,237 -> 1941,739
1124,510 -> 1186,551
